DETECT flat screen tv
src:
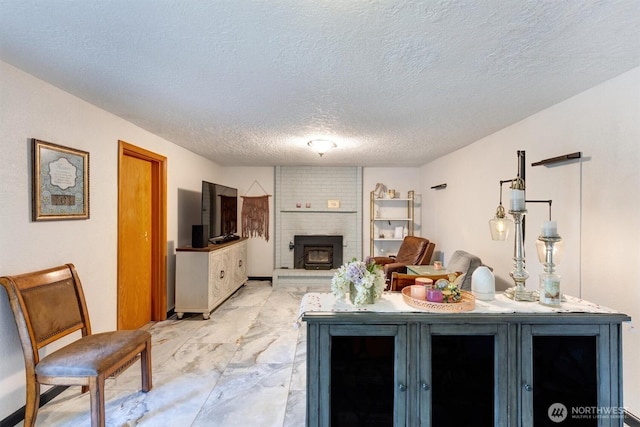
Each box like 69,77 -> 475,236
201,181 -> 238,241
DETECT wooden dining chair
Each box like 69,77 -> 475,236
0,263 -> 152,427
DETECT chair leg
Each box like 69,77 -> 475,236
141,339 -> 152,392
88,375 -> 106,427
23,378 -> 40,427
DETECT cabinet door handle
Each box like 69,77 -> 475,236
524,384 -> 533,392
220,270 -> 225,279
421,382 -> 430,391
238,260 -> 243,267
398,383 -> 406,392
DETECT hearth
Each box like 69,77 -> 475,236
294,235 -> 343,270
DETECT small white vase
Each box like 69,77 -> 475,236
471,266 -> 495,301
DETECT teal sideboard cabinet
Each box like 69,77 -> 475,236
301,293 -> 630,426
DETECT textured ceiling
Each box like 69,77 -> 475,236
1,1 -> 638,166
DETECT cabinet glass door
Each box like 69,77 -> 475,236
331,335 -> 395,425
324,324 -> 407,427
423,324 -> 508,427
521,324 -> 608,426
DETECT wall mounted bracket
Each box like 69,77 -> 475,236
532,152 -> 581,167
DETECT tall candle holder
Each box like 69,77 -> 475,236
509,208 -> 535,300
490,150 -> 560,302
508,176 -> 536,301
538,233 -> 562,306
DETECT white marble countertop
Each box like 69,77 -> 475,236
298,291 -> 627,323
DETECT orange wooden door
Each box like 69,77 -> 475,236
118,154 -> 152,330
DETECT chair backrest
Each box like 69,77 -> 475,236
0,264 -> 91,367
419,242 -> 436,265
447,250 -> 487,291
394,236 -> 430,264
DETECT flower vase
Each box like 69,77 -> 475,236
349,282 -> 376,305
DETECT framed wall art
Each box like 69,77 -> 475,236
32,139 -> 89,220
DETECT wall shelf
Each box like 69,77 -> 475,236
370,190 -> 414,256
531,151 -> 582,166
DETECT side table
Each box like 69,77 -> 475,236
406,264 -> 449,275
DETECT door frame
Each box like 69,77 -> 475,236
118,140 -> 167,324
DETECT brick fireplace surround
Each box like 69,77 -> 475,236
273,166 -> 362,287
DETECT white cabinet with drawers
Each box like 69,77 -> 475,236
175,238 -> 248,319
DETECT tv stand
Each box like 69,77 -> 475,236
175,238 -> 248,319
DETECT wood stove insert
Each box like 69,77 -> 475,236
293,235 -> 343,270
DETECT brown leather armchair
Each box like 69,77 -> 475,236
371,236 -> 434,289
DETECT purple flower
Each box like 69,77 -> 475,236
345,261 -> 365,284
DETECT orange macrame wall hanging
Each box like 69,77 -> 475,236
241,180 -> 271,241
241,195 -> 269,241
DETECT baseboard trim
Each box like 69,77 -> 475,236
0,385 -> 68,427
248,276 -> 272,281
626,410 -> 640,427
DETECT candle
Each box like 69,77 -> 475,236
426,289 -> 443,303
415,277 -> 433,289
539,273 -> 561,307
541,220 -> 557,237
433,261 -> 442,271
510,189 -> 525,211
411,285 -> 427,300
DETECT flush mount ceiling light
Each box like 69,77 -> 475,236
307,139 -> 336,157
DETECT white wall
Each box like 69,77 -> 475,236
222,167 -> 275,277
421,67 -> 640,415
0,61 -> 228,418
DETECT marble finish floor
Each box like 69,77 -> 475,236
26,281 -> 324,427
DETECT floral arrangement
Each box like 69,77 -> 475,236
435,275 -> 462,303
331,257 -> 386,305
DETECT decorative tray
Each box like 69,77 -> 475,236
401,286 -> 476,312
